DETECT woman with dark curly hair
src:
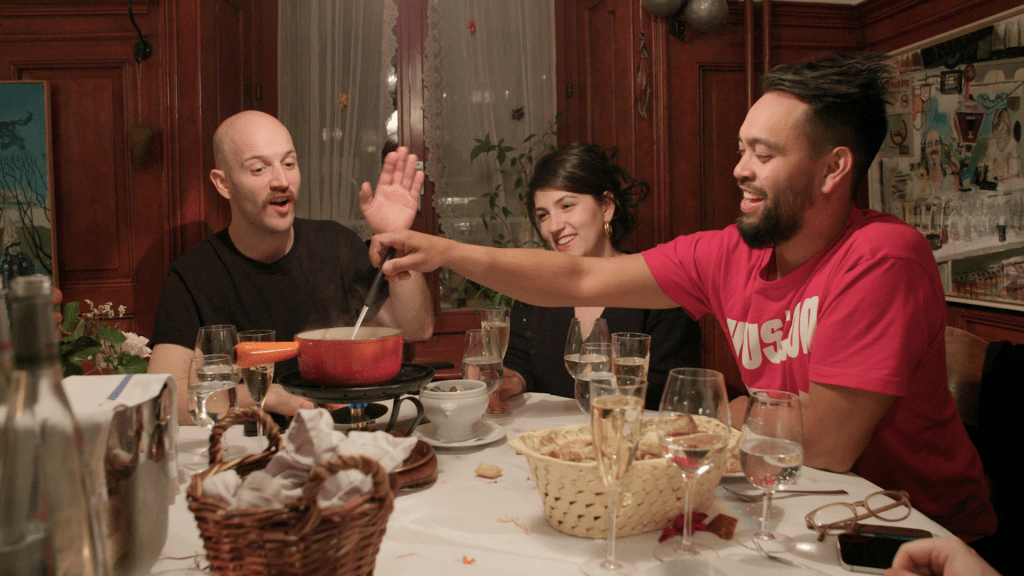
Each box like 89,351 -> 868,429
492,143 -> 702,412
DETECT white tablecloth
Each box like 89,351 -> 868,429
151,393 -> 951,575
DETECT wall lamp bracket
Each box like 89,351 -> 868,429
129,0 -> 153,63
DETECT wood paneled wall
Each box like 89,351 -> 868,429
0,0 -> 276,338
2,0 -> 1021,362
556,0 -> 1024,390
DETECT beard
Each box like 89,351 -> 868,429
735,182 -> 812,249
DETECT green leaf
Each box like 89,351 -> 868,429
61,301 -> 81,332
119,356 -> 149,374
62,359 -> 84,377
514,177 -> 523,189
97,326 -> 126,344
502,207 -> 513,218
523,133 -> 536,143
496,148 -> 506,165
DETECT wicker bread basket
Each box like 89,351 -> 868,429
186,408 -> 397,576
509,416 -> 732,539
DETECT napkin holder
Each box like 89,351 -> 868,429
63,374 -> 178,576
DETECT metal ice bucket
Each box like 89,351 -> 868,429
64,375 -> 178,576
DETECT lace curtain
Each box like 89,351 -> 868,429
278,0 -> 398,239
423,0 -> 557,247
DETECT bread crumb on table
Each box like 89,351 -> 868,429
475,462 -> 502,479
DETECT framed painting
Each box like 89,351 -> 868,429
869,5 -> 1024,312
0,80 -> 56,288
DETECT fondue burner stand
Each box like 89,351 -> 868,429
279,363 -> 434,435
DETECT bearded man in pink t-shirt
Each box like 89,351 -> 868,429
369,54 -> 997,543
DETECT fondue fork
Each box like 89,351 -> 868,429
351,247 -> 396,340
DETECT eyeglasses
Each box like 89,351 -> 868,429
804,490 -> 911,541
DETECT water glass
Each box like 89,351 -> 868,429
736,390 -> 804,552
186,354 -> 243,461
462,328 -> 506,417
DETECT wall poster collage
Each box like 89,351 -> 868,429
871,6 -> 1024,311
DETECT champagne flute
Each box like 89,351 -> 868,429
479,306 -> 511,359
186,354 -> 242,461
611,332 -> 651,379
461,328 -> 506,417
564,317 -> 610,377
194,324 -> 246,459
581,374 -> 647,576
653,368 -> 731,563
573,341 -> 612,416
238,329 -> 275,452
736,390 -> 804,552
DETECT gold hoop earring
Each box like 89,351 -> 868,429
604,221 -> 613,238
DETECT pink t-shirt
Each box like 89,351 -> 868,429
643,208 -> 996,540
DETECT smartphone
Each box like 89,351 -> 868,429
837,524 -> 932,574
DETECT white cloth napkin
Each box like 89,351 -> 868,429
203,408 -> 417,509
62,374 -> 179,505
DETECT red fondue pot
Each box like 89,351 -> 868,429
234,326 -> 403,387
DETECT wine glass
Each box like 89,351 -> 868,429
479,306 -> 510,359
194,325 -> 246,459
186,354 -> 244,461
461,328 -> 506,417
611,332 -> 650,379
581,374 -> 647,576
736,390 -> 804,552
573,341 -> 612,417
653,368 -> 731,563
564,317 -> 610,378
238,329 -> 275,452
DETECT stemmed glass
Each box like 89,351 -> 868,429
564,317 -> 610,377
194,324 -> 246,459
573,341 -> 613,417
479,306 -> 510,359
653,368 -> 731,563
611,332 -> 651,379
238,329 -> 275,452
479,306 -> 511,414
736,390 -> 804,552
581,375 -> 647,576
186,354 -> 243,461
461,328 -> 505,416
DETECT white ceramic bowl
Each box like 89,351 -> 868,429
420,379 -> 489,442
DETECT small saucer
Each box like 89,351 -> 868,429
413,420 -> 505,448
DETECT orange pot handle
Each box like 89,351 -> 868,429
234,341 -> 299,368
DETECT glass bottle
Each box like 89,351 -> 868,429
0,275 -> 110,575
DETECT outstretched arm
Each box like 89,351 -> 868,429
370,230 -> 678,310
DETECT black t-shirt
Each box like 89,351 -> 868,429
151,218 -> 387,377
503,302 -> 702,411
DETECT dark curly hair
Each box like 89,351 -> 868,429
761,53 -> 894,193
526,143 -> 648,252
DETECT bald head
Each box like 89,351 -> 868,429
212,110 -> 293,170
